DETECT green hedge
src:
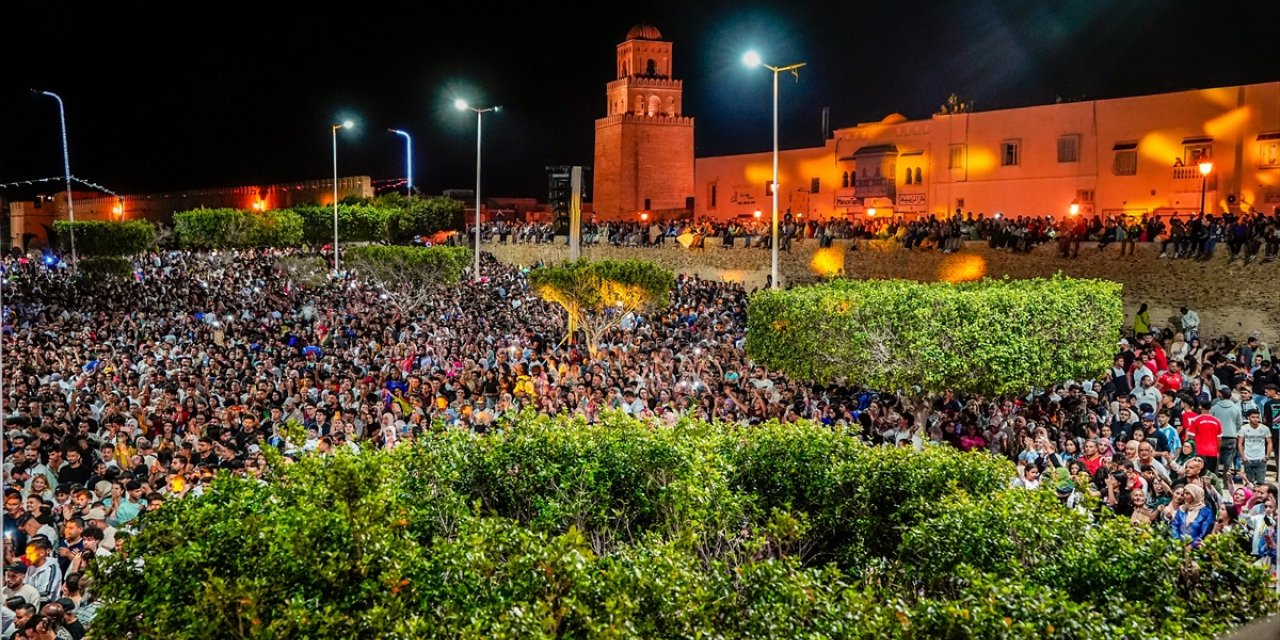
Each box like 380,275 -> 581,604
75,256 -> 135,281
173,208 -> 303,248
88,414 -> 1276,639
345,244 -> 473,286
746,275 -> 1124,395
53,220 -> 155,256
293,196 -> 464,245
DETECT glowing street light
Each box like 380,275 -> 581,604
456,99 -> 501,282
388,129 -> 413,194
1198,160 -> 1213,214
1069,200 -> 1080,216
744,51 -> 806,290
867,207 -> 877,217
331,119 -> 354,272
35,90 -> 77,265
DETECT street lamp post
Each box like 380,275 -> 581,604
331,120 -> 354,273
37,90 -> 77,265
1198,161 -> 1214,215
455,99 -> 500,282
389,129 -> 413,194
744,53 -> 805,290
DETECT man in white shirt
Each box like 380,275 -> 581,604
2,565 -> 40,607
1238,409 -> 1272,484
1180,307 -> 1200,341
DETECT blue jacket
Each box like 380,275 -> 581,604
1171,507 -> 1215,546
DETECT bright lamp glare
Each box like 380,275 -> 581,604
342,120 -> 354,129
743,51 -> 762,67
454,99 -> 468,111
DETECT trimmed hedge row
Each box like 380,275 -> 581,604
53,220 -> 155,256
746,275 -> 1124,395
173,196 -> 464,248
88,414 -> 1276,639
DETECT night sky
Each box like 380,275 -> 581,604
3,1 -> 1276,201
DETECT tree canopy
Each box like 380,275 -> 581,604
528,259 -> 674,355
345,245 -> 473,312
746,275 -> 1124,395
88,414 -> 1275,639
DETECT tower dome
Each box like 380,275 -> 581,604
626,24 -> 662,40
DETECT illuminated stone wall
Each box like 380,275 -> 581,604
486,238 -> 1280,343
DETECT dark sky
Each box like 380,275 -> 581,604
3,1 -> 1277,201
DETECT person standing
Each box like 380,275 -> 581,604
1184,400 -> 1223,474
1211,386 -> 1243,476
1238,409 -> 1272,484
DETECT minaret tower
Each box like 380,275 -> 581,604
593,24 -> 695,220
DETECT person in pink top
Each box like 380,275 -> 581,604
1183,400 -> 1223,474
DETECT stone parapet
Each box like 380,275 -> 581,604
486,238 -> 1280,343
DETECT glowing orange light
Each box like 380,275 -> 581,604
810,247 -> 845,277
640,212 -> 649,221
1069,200 -> 1080,216
867,208 -> 877,217
753,210 -> 762,219
1198,161 -> 1213,176
252,200 -> 265,211
938,254 -> 987,283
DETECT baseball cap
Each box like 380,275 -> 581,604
84,507 -> 108,520
1117,338 -> 1130,347
1142,412 -> 1155,421
5,563 -> 27,574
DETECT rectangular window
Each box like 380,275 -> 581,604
1057,135 -> 1079,163
1001,140 -> 1020,166
810,177 -> 820,194
948,144 -> 965,169
1259,133 -> 1280,168
1075,189 -> 1095,204
1184,143 -> 1212,166
1114,150 -> 1138,176
708,183 -> 717,209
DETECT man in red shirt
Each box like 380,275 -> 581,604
1183,400 -> 1223,473
1157,361 -> 1184,395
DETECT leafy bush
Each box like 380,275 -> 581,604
173,208 -> 303,248
53,220 -> 155,256
75,256 -> 135,281
89,414 -> 1276,639
746,275 -> 1124,395
293,203 -> 389,244
382,194 -> 465,243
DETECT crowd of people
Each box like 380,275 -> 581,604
476,209 -> 1280,262
1,246 -> 1278,637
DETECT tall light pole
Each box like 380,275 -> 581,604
455,99 -> 500,282
36,90 -> 77,265
331,120 -> 354,273
744,52 -> 805,290
388,129 -> 413,194
1198,160 -> 1214,215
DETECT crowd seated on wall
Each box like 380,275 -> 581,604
472,209 -> 1280,262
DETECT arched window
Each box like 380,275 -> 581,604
842,171 -> 849,188
646,59 -> 657,76
905,168 -> 913,185
915,167 -> 923,184
664,97 -> 675,116
634,96 -> 645,115
648,95 -> 660,117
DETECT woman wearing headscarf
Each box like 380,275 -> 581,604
1171,483 -> 1215,546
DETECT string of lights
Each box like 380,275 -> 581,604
0,175 -> 120,197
